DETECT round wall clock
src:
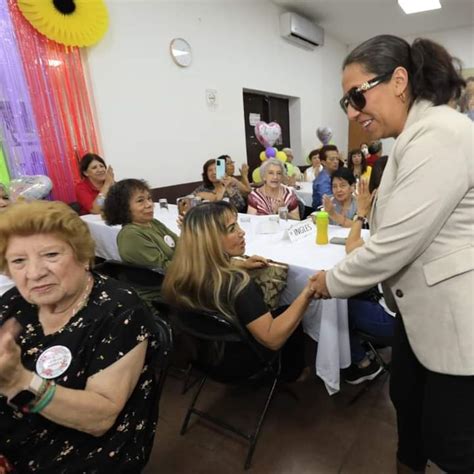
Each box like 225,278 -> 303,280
170,38 -> 192,67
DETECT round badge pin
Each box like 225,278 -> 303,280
164,235 -> 175,248
36,345 -> 72,379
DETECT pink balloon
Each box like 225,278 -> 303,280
255,121 -> 282,148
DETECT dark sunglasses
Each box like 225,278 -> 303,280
339,71 -> 394,114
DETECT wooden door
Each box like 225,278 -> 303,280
243,92 -> 290,176
347,120 -> 371,154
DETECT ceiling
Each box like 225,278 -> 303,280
272,0 -> 474,45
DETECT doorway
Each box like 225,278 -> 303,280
242,91 -> 290,175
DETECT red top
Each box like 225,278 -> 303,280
75,179 -> 99,215
366,154 -> 380,167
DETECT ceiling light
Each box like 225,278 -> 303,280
398,0 -> 441,14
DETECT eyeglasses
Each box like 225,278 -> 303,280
339,71 -> 394,114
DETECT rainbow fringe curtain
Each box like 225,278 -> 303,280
0,0 -> 100,202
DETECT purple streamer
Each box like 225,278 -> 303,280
0,0 -> 47,178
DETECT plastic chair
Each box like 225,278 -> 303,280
349,330 -> 392,405
170,307 -> 282,470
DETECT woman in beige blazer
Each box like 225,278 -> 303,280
312,35 -> 473,473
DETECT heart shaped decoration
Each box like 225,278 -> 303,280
255,121 -> 282,148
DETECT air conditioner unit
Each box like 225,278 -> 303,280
280,12 -> 324,50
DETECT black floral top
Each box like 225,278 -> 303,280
0,273 -> 160,473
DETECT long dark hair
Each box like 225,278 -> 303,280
202,159 -> 216,188
343,35 -> 465,106
347,149 -> 368,175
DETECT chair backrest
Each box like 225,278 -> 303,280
94,260 -> 165,290
169,307 -> 280,383
153,316 -> 174,398
142,314 -> 173,465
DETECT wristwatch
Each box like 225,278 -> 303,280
353,214 -> 367,224
7,373 -> 44,412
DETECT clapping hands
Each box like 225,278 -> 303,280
0,318 -> 26,397
356,177 -> 374,218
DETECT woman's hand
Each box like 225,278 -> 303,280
104,166 -> 115,187
302,277 -> 318,300
356,178 -> 374,218
0,319 -> 30,397
240,163 -> 249,178
322,194 -> 334,214
242,255 -> 268,270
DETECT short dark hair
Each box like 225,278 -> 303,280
368,141 -> 382,155
369,155 -> 388,194
331,167 -> 356,186
343,34 -> 465,106
79,153 -> 106,178
202,159 -> 216,188
319,145 -> 338,162
347,149 -> 368,175
308,149 -> 320,160
102,179 -> 150,226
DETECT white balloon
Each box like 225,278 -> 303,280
9,175 -> 53,201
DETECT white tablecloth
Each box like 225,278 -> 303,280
0,274 -> 14,297
82,205 -> 368,394
294,181 -> 313,207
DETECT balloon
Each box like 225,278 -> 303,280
276,151 -> 287,163
265,146 -> 276,158
316,126 -> 333,146
9,175 -> 53,201
255,121 -> 282,147
259,151 -> 267,162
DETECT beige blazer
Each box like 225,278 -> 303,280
326,100 -> 474,375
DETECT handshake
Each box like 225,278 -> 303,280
304,270 -> 331,300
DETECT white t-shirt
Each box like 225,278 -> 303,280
304,165 -> 323,182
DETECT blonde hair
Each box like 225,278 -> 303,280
162,202 -> 249,320
0,200 -> 95,272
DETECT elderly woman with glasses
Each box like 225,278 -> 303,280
0,201 -> 160,472
247,158 -> 300,219
311,35 -> 473,472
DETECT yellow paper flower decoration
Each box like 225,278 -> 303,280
17,0 -> 109,47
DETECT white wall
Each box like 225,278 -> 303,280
86,1 -> 349,188
349,26 -> 474,155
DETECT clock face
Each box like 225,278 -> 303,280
170,38 -> 192,67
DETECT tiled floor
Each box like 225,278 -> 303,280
144,366 -> 444,474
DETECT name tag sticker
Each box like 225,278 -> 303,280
287,219 -> 315,243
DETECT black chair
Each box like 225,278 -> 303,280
349,330 -> 392,405
94,259 -> 167,314
170,307 -> 282,470
142,315 -> 173,468
68,201 -> 81,214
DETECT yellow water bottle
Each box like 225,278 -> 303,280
315,211 -> 329,245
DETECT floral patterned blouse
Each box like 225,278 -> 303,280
0,273 -> 160,473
